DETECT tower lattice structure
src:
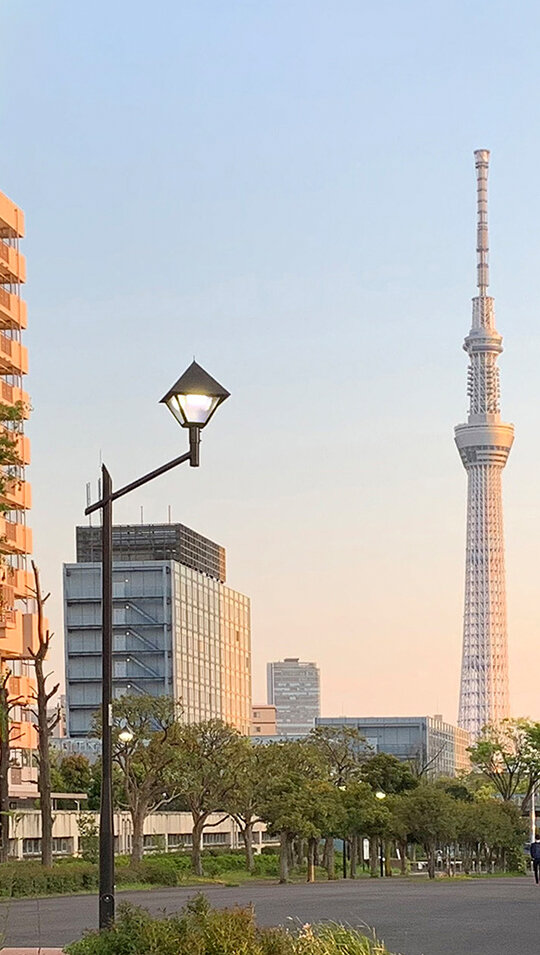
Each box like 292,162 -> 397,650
455,150 -> 513,738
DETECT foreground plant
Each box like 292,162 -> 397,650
65,897 -> 396,955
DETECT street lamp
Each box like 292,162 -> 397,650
85,360 -> 229,930
375,790 -> 386,877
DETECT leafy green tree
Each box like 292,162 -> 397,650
93,693 -> 183,862
173,719 -> 249,876
362,752 -> 418,795
309,725 -> 370,784
87,757 -> 125,811
468,718 -> 540,809
456,795 -> 526,874
257,740 -> 328,883
340,780 -> 388,877
222,742 -> 270,873
390,783 -> 457,878
56,755 -> 92,795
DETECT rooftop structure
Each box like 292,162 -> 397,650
76,523 -> 226,581
454,151 -> 513,736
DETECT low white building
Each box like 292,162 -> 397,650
8,811 -> 278,859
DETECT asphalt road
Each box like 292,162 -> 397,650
0,877 -> 538,954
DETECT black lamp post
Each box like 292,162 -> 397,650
85,361 -> 229,930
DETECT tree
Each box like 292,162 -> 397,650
257,740 -> 328,883
340,780 -> 388,877
56,754 -> 92,795
94,693 -> 183,863
173,720 -> 249,876
223,741 -> 268,873
28,563 -> 59,867
362,752 -> 418,796
390,784 -> 457,879
468,718 -> 540,809
456,795 -> 526,874
362,753 -> 418,876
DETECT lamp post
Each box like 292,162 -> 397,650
85,361 -> 229,930
375,790 -> 386,878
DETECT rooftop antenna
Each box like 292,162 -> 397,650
168,505 -> 172,524
474,149 -> 490,296
140,506 -> 144,525
86,483 -> 92,526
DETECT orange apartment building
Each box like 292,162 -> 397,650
0,188 -> 41,797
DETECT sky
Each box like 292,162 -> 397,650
2,0 -> 540,723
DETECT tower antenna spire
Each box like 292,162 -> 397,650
475,149 -> 490,296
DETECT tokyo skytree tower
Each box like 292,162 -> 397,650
455,150 -> 514,738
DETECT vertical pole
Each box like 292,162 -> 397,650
99,464 -> 114,929
531,782 -> 536,845
342,837 -> 347,878
379,839 -> 384,878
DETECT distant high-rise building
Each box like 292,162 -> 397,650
64,523 -> 251,736
455,151 -> 513,737
267,658 -> 320,735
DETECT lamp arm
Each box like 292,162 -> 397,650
85,438 -> 198,516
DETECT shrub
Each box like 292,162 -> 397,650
116,857 -> 179,886
65,898 -> 393,955
0,860 -> 98,897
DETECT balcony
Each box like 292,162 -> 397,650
0,429 -> 31,466
0,516 -> 32,555
10,721 -> 37,750
0,479 -> 31,511
0,334 -> 28,376
0,193 -> 24,240
0,242 -> 26,284
5,565 -> 34,599
0,381 -> 30,417
7,673 -> 35,704
0,288 -> 27,330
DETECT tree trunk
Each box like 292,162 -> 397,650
35,655 -> 53,867
295,837 -> 304,868
307,837 -> 316,883
323,836 -> 336,879
0,676 -> 10,864
399,839 -> 408,875
241,821 -> 255,873
287,835 -> 294,870
31,564 -> 59,868
279,831 -> 289,883
369,838 -> 378,877
349,834 -> 357,879
131,807 -> 145,863
191,815 -> 206,876
384,839 -> 392,877
427,842 -> 436,880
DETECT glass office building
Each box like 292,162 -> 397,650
315,715 -> 470,777
64,525 -> 251,736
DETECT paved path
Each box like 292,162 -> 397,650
0,878 -> 538,954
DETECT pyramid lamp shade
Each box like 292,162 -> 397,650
160,361 -> 230,429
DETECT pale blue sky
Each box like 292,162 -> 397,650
2,0 -> 540,720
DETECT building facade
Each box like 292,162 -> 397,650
455,151 -> 513,737
267,658 -> 320,735
250,704 -> 277,737
64,524 -> 251,736
7,809 -> 279,860
0,189 -> 40,769
316,716 -> 470,777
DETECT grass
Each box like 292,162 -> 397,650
65,896 -> 396,955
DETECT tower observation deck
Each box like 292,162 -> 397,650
454,150 -> 513,737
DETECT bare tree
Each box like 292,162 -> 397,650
28,562 -> 59,867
